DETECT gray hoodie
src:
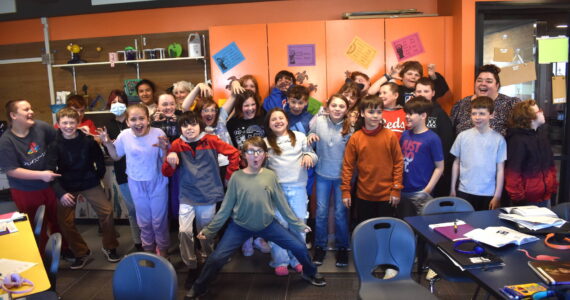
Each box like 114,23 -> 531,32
309,115 -> 353,179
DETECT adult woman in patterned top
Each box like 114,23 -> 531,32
450,64 -> 521,137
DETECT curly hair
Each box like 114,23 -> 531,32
476,64 -> 501,87
508,99 -> 537,129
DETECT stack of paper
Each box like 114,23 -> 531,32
465,226 -> 539,248
0,211 -> 24,223
499,206 -> 565,230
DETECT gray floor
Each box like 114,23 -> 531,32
52,224 -> 490,299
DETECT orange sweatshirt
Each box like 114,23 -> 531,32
341,126 -> 404,201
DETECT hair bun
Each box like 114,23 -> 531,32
479,64 -> 501,75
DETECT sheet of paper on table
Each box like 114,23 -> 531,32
0,259 -> 36,280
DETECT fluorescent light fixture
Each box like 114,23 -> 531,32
0,0 -> 16,14
556,24 -> 568,29
92,0 -> 156,6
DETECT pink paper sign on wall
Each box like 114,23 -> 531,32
391,33 -> 424,62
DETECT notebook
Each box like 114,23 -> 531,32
432,222 -> 476,241
528,261 -> 570,285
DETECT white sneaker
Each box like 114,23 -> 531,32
383,268 -> 398,279
253,237 -> 271,253
241,237 -> 254,256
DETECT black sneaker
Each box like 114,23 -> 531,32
185,287 -> 207,300
102,247 -> 122,263
134,243 -> 144,252
61,248 -> 75,262
184,266 -> 201,289
335,247 -> 348,267
70,250 -> 91,270
301,273 -> 327,287
313,246 -> 326,266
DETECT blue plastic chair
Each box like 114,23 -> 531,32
422,197 -> 474,215
352,217 -> 437,300
16,233 -> 61,300
421,197 -> 480,296
33,205 -> 45,246
113,252 -> 177,300
552,202 -> 570,221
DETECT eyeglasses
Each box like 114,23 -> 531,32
202,108 -> 217,113
244,149 -> 265,156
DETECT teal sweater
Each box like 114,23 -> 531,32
201,168 -> 306,238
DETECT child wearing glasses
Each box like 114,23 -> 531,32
186,136 -> 326,299
264,108 -> 318,276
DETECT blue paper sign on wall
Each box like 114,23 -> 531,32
213,42 -> 245,73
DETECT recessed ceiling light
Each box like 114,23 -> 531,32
556,24 -> 568,28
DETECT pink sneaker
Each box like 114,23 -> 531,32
275,266 -> 289,276
293,264 -> 303,273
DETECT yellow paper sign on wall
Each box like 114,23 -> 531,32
538,37 -> 569,64
346,36 -> 377,69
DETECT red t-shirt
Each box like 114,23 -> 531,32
382,108 -> 407,140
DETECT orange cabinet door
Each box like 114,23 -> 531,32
385,16 -> 449,81
325,19 -> 385,98
209,24 -> 270,102
267,21 -> 327,103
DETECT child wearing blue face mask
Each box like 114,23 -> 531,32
102,90 -> 143,252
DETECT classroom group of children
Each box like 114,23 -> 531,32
0,61 -> 559,299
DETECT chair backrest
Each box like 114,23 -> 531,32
44,232 -> 62,291
422,197 -> 474,215
0,200 -> 18,214
33,205 -> 45,245
352,217 -> 416,282
552,202 -> 570,221
113,252 -> 177,300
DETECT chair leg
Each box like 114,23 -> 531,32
428,275 -> 440,294
471,284 -> 480,300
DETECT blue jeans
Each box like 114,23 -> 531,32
269,183 -> 308,268
192,220 -> 317,294
118,183 -> 141,244
314,175 -> 349,249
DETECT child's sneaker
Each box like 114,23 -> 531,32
241,238 -> 254,257
70,250 -> 92,270
293,264 -> 303,273
313,246 -> 326,266
274,266 -> 289,276
101,247 -> 121,263
253,237 -> 271,253
301,273 -> 327,287
383,268 -> 398,279
335,247 -> 348,267
61,248 -> 75,262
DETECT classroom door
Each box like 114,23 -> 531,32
209,23 -> 270,103
325,19 -> 385,98
267,21 -> 327,103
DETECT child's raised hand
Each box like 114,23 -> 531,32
230,80 -> 245,95
390,64 -> 403,80
197,83 -> 212,98
307,133 -> 320,145
96,127 -> 110,144
153,135 -> 170,150
342,197 -> 351,208
300,154 -> 314,169
428,64 -> 437,79
60,193 -> 76,207
196,231 -> 207,240
166,152 -> 179,168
